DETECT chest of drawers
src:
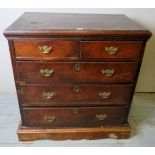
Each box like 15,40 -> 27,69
4,13 -> 151,141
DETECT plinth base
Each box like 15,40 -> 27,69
17,122 -> 132,141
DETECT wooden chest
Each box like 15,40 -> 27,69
4,13 -> 151,141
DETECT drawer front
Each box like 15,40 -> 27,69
82,41 -> 142,59
23,107 -> 128,127
14,40 -> 79,60
16,62 -> 138,83
18,84 -> 133,106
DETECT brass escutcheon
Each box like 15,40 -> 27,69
73,108 -> 79,114
74,86 -> 80,93
74,64 -> 80,71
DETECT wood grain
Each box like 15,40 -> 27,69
14,39 -> 79,60
23,106 -> 128,127
17,84 -> 133,106
4,13 -> 151,37
18,122 -> 131,141
16,61 -> 138,83
82,41 -> 142,59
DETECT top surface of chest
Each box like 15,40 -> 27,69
4,12 -> 151,37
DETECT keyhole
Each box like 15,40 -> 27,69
74,64 -> 80,71
73,108 -> 78,114
74,86 -> 80,93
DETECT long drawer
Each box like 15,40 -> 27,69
16,62 -> 138,83
23,106 -> 128,127
81,41 -> 142,59
18,84 -> 133,106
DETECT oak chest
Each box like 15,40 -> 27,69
4,12 -> 151,141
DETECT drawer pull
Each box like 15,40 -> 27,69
105,46 -> 118,55
40,69 -> 54,77
99,91 -> 111,99
74,64 -> 80,71
102,69 -> 114,76
43,91 -> 55,99
39,45 -> 53,54
45,115 -> 56,123
96,114 -> 107,121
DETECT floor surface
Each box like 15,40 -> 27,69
0,92 -> 155,147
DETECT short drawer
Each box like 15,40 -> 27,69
18,84 -> 133,106
81,41 -> 142,59
14,39 -> 79,60
16,62 -> 138,83
23,106 -> 128,127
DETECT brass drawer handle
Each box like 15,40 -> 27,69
99,91 -> 111,99
39,45 -> 53,54
102,69 -> 114,77
40,69 -> 54,77
43,91 -> 55,99
74,64 -> 80,71
96,114 -> 107,121
45,115 -> 56,123
105,46 -> 118,55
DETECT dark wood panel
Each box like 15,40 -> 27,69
18,84 -> 133,106
14,39 -> 79,60
82,41 -> 142,59
23,106 -> 128,127
16,62 -> 138,83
